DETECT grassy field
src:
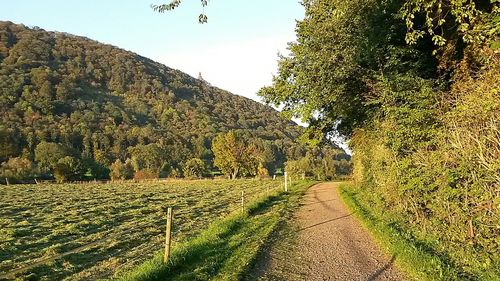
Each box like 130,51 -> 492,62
119,180 -> 316,281
0,179 -> 285,280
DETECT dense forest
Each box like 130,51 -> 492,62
0,21 -> 351,182
260,0 -> 498,279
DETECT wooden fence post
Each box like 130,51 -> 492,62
241,191 -> 245,212
284,172 -> 288,192
5,178 -> 9,186
164,207 -> 173,263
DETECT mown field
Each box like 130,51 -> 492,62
0,179 -> 282,280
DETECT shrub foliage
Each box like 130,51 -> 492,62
261,0 -> 499,278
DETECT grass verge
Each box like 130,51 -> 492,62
339,182 -> 489,281
118,180 -> 316,281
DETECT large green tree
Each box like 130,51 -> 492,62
128,143 -> 166,173
259,0 -> 499,278
212,131 -> 257,179
258,0 -> 437,139
183,158 -> 206,178
34,142 -> 83,182
34,142 -> 74,173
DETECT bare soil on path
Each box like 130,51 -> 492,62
250,182 -> 405,281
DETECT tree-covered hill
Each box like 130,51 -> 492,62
0,21 -> 350,181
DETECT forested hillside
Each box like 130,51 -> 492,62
0,21 -> 351,182
260,0 -> 498,279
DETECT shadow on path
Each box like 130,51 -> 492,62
312,189 -> 337,212
366,255 -> 397,281
302,199 -> 337,206
299,213 -> 354,231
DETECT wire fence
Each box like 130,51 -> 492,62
0,178 -> 291,280
1,176 -> 282,186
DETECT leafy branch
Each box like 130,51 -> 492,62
151,0 -> 209,23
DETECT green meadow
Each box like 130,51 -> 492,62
0,179 -> 291,280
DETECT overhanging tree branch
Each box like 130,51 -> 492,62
151,0 -> 209,23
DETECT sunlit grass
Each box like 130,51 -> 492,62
339,183 -> 498,281
119,180 -> 315,281
0,179 -> 288,280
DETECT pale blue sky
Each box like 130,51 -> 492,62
1,0 -> 304,102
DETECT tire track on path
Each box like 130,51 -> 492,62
252,182 -> 405,281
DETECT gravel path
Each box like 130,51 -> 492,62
251,182 -> 405,281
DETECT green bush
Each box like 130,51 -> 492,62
110,159 -> 134,181
350,60 -> 500,278
0,157 -> 36,182
53,156 -> 81,183
182,158 -> 206,179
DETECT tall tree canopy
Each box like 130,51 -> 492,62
212,131 -> 256,179
259,0 -> 499,279
258,0 -> 440,139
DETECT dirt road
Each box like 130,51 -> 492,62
252,182 -> 404,281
